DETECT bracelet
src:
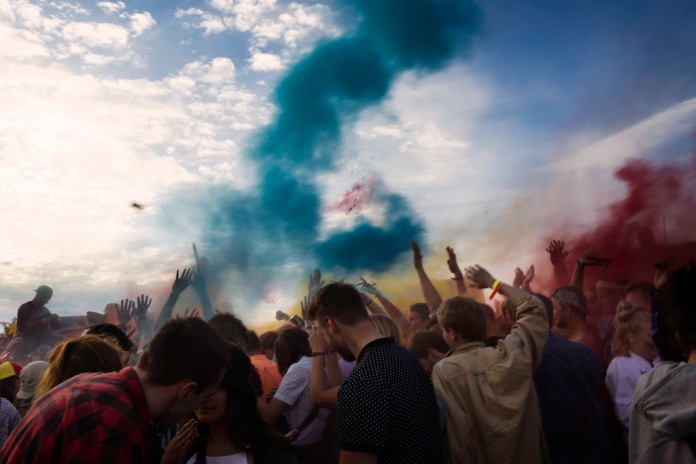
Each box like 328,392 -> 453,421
310,352 -> 326,357
326,350 -> 337,355
451,276 -> 464,281
488,280 -> 502,300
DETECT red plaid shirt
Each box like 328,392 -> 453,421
0,367 -> 155,463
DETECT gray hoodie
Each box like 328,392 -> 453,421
629,362 -> 696,464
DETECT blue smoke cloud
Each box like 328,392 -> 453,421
165,0 -> 480,295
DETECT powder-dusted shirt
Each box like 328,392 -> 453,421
432,288 -> 548,464
337,337 -> 442,464
0,367 -> 154,464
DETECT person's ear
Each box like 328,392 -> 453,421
427,347 -> 446,363
177,382 -> 197,402
326,317 -> 338,334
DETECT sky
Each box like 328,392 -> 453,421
1,0 -> 695,328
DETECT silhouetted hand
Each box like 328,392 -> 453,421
513,267 -> 524,288
546,240 -> 570,265
308,268 -> 323,298
523,265 -> 535,290
446,246 -> 464,279
465,265 -> 496,289
411,241 -> 423,270
577,251 -> 610,268
171,268 -> 193,294
133,294 -> 152,321
357,278 -> 381,297
118,299 -> 134,328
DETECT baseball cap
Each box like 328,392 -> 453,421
17,361 -> 49,400
34,285 -> 53,294
0,361 -> 22,381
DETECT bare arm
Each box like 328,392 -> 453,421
308,328 -> 339,409
571,251 -> 610,291
411,242 -> 443,311
154,268 -> 192,333
446,246 -> 467,296
191,257 -> 215,321
358,279 -> 409,337
258,397 -> 288,426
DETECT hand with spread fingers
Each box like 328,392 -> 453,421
465,265 -> 496,289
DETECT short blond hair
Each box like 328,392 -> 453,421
370,314 -> 403,345
437,296 -> 486,343
612,301 -> 651,357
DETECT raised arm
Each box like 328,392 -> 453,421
465,264 -> 548,369
446,246 -> 467,296
191,256 -> 215,321
411,241 -> 443,311
154,268 -> 192,333
308,326 -> 340,408
546,240 -> 570,288
571,251 -> 610,291
358,278 -> 409,337
132,294 -> 153,349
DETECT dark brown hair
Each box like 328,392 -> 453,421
274,328 -> 311,375
408,331 -> 449,359
138,318 -> 229,393
437,296 -> 487,343
308,282 -> 369,327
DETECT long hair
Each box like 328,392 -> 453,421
34,335 -> 122,402
274,328 -> 311,375
370,315 -> 402,345
192,345 -> 290,463
612,301 -> 651,357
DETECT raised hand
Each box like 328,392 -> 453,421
184,307 -> 201,319
465,265 -> 496,289
308,268 -> 323,298
577,251 -> 611,268
546,240 -> 569,265
522,265 -> 535,290
357,278 -> 381,297
171,268 -> 193,294
446,246 -> 464,279
308,324 -> 328,353
118,299 -> 135,328
133,294 -> 152,321
513,267 -> 524,288
276,310 -> 291,321
192,257 -> 209,292
411,241 -> 423,270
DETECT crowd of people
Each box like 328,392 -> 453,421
0,238 -> 695,463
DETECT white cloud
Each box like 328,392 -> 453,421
248,50 -> 283,71
97,1 -> 125,14
129,11 -> 156,36
61,21 -> 129,48
51,2 -> 89,15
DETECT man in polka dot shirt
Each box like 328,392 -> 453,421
308,282 -> 442,464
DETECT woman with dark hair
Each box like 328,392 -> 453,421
162,344 -> 297,464
259,328 -> 336,464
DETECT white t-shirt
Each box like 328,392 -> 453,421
273,356 -> 329,446
185,451 -> 247,464
606,351 -> 655,439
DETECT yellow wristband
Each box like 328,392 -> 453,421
489,280 -> 502,300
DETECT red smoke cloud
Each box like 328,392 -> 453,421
554,152 -> 696,286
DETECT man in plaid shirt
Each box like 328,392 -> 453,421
0,318 -> 229,463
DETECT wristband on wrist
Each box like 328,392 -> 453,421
310,352 -> 326,357
488,280 -> 502,300
451,276 -> 464,281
